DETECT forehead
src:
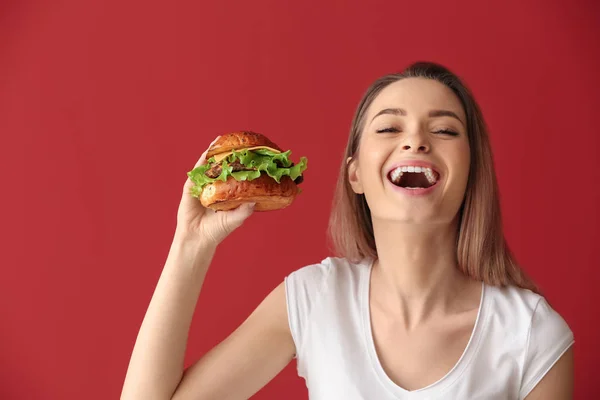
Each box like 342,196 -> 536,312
366,78 -> 466,122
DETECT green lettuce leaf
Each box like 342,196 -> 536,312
187,149 -> 308,198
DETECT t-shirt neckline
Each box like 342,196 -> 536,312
359,258 -> 489,399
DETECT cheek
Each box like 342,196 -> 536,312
357,140 -> 388,177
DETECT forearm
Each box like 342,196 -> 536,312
122,232 -> 216,400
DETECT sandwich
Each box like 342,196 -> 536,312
187,131 -> 308,211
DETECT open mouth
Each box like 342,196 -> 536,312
387,166 -> 440,189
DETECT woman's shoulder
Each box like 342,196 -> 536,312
284,256 -> 369,306
285,256 -> 368,287
486,283 -> 545,314
484,284 -> 574,398
284,257 -> 367,354
485,283 -> 573,344
486,283 -> 561,316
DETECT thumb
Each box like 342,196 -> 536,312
221,202 -> 256,232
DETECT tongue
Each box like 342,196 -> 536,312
399,172 -> 431,188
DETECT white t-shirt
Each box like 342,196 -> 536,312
284,257 -> 574,400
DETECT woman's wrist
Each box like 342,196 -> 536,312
169,230 -> 218,271
173,228 -> 217,250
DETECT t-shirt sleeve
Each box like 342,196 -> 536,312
284,259 -> 332,359
519,297 -> 574,399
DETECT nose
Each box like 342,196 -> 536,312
400,131 -> 431,153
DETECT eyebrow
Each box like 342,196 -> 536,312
371,108 -> 407,122
370,107 -> 465,126
428,109 -> 465,126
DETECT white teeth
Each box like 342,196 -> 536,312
424,169 -> 437,184
390,168 -> 403,183
389,166 -> 438,185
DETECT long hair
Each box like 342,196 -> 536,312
328,62 -> 538,293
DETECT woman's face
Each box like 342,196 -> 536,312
348,78 -> 470,225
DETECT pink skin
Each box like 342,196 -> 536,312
348,77 -> 470,225
385,160 -> 441,197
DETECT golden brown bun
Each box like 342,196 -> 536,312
207,131 -> 282,159
200,174 -> 299,211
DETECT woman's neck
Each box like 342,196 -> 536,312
371,218 -> 474,328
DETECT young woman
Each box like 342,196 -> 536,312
122,62 -> 574,400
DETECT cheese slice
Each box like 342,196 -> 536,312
212,146 -> 281,163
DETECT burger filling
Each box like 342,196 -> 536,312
187,148 -> 308,198
204,160 -> 252,178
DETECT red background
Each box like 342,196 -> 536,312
1,0 -> 598,399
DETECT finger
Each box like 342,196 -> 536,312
193,135 -> 221,168
193,148 -> 210,169
184,135 -> 222,192
221,202 -> 255,231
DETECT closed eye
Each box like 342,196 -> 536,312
433,129 -> 459,136
375,127 -> 400,134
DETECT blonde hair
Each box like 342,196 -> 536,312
328,62 -> 538,293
